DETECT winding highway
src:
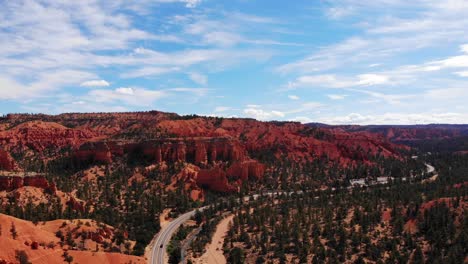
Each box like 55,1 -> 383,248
148,192 -> 278,264
148,163 -> 436,264
149,207 -> 207,264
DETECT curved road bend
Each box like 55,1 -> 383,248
149,163 -> 436,264
148,192 -> 280,264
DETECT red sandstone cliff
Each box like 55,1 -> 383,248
0,112 -> 404,194
0,149 -> 17,171
0,121 -> 97,152
0,174 -> 55,193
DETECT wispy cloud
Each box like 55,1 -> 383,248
327,94 -> 347,100
189,72 -> 208,85
80,80 -> 110,87
286,73 -> 390,90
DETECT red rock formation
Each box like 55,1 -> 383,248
0,174 -> 55,193
226,160 -> 265,181
0,176 -> 23,190
328,124 -> 468,141
66,196 -> 85,212
0,121 -> 96,152
0,112 -> 406,196
197,167 -> 238,193
74,142 -> 112,164
194,142 -> 207,164
143,138 -> 246,164
0,150 -> 17,171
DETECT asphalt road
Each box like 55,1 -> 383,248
148,193 -> 278,264
149,207 -> 208,264
148,163 -> 436,264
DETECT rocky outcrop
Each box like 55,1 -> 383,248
66,196 -> 85,212
0,149 -> 17,171
0,176 -> 23,190
226,160 -> 265,181
321,124 -> 468,141
169,160 -> 265,196
0,174 -> 55,193
87,227 -> 113,243
139,138 -> 246,164
0,111 -> 408,198
0,121 -> 96,152
73,137 -> 248,166
168,164 -> 205,200
74,142 -> 113,164
197,167 -> 239,193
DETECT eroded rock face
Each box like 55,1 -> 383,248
139,138 -> 247,164
0,150 -> 17,171
0,112 -> 406,196
67,196 -> 85,212
197,167 -> 238,193
226,160 -> 265,181
0,121 -> 96,152
73,137 -> 249,166
74,142 -> 113,164
0,174 -> 55,193
169,160 -> 265,196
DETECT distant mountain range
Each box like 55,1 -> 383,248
307,123 -> 468,141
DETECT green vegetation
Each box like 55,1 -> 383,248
220,153 -> 467,263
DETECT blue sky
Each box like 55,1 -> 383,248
1,0 -> 468,124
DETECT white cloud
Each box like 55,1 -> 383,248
318,112 -> 468,125
183,0 -> 201,8
0,76 -> 27,99
326,7 -> 354,19
357,74 -> 389,86
271,111 -> 285,117
0,70 -> 96,100
290,116 -> 313,123
277,37 -> 370,74
431,55 -> 468,69
288,95 -> 300,100
426,87 -> 467,100
287,73 -> 389,90
285,102 -> 323,114
288,75 -> 353,89
189,72 -> 208,85
454,71 -> 468,77
462,44 -> 468,53
88,88 -> 166,106
243,107 -> 285,120
121,67 -> 179,78
179,12 -> 298,47
278,2 -> 468,75
351,89 -> 415,105
167,88 -> 209,97
0,1 -> 273,105
214,106 -> 231,112
115,87 -> 134,95
327,94 -> 346,100
80,80 -> 110,87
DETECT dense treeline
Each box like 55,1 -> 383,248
399,136 -> 468,154
222,154 -> 467,263
0,154 -> 201,255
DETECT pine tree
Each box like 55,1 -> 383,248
62,252 -> 73,264
411,245 -> 424,264
10,222 -> 17,239
15,250 -> 31,264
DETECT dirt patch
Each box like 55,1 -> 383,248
192,214 -> 234,264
